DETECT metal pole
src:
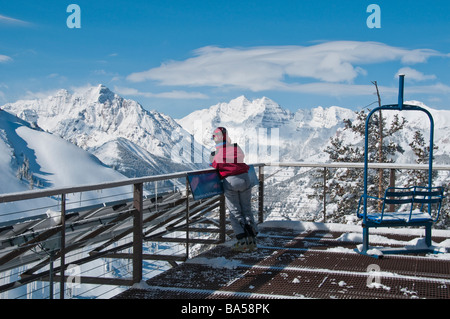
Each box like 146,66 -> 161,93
428,113 -> 435,189
258,165 -> 265,224
323,167 -> 327,222
219,193 -> 226,243
185,178 -> 190,259
363,109 -> 374,223
398,74 -> 405,110
59,193 -> 66,299
49,251 -> 54,299
133,183 -> 143,284
155,182 -> 158,211
389,168 -> 395,212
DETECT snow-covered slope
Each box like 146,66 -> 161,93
2,85 -> 205,179
0,109 -> 130,221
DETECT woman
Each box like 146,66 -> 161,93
210,127 -> 258,251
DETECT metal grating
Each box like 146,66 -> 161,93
114,224 -> 450,299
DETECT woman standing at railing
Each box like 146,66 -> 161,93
210,127 -> 258,251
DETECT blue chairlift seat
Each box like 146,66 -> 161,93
357,186 -> 445,257
357,186 -> 444,226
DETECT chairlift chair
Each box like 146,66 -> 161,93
357,75 -> 445,257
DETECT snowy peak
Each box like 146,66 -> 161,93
80,84 -> 122,105
294,105 -> 355,129
96,84 -> 116,103
4,85 -> 173,155
2,85 -> 204,178
178,95 -> 292,135
255,96 -> 293,127
215,95 -> 292,126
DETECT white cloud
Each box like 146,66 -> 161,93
0,54 -> 12,63
114,86 -> 208,99
282,82 -> 396,96
407,82 -> 450,94
126,41 -> 446,95
395,67 -> 436,82
21,89 -> 62,100
0,14 -> 31,26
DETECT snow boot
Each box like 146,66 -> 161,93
232,237 -> 248,252
246,236 -> 258,251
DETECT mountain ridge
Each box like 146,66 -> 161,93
3,85 -> 205,179
177,94 -> 359,163
3,85 -> 450,180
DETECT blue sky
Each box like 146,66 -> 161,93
1,0 -> 449,118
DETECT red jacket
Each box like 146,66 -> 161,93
211,143 -> 249,178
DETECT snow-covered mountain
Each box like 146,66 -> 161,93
177,95 -> 356,163
178,95 -> 450,164
0,109 -> 130,221
3,88 -> 450,222
2,85 -> 206,181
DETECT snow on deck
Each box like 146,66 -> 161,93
114,221 -> 450,299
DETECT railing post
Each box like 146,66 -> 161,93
185,178 -> 190,259
59,193 -> 66,299
49,251 -> 54,299
258,165 -> 265,224
155,182 -> 158,211
323,167 -> 327,222
133,183 -> 143,284
219,193 -> 226,243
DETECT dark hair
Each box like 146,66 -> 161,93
213,127 -> 227,141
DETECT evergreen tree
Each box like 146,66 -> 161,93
322,108 -> 406,222
406,130 -> 438,187
16,156 -> 34,189
405,130 -> 449,228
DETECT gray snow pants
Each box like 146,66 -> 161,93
223,172 -> 257,240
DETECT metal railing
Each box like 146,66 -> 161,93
0,161 -> 448,298
265,162 -> 450,222
0,165 -> 265,299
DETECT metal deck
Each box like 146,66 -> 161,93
113,222 -> 450,299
